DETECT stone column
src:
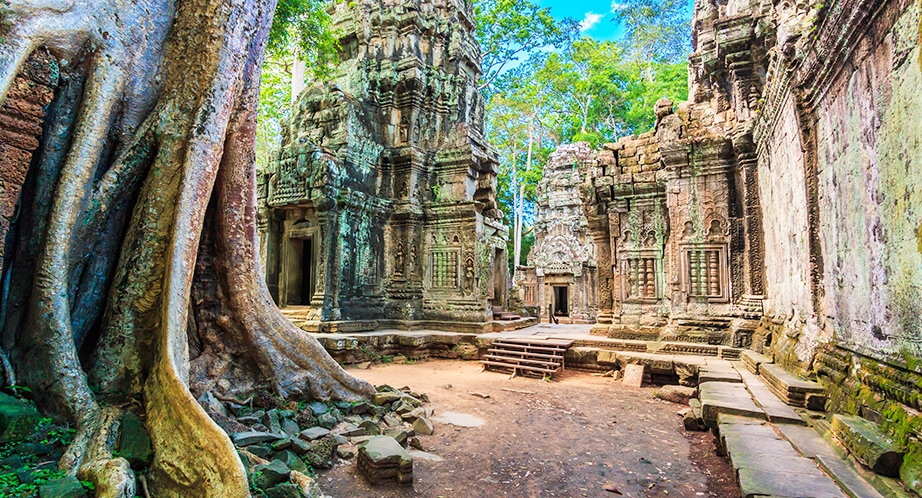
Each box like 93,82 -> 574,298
313,198 -> 341,321
593,233 -> 614,324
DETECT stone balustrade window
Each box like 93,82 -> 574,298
682,245 -> 728,302
431,250 -> 459,289
620,251 -> 662,303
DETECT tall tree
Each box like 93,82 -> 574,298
487,73 -> 557,274
0,0 -> 371,495
474,0 -> 573,94
612,0 -> 692,78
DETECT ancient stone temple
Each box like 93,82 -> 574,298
582,0 -> 922,488
258,0 -> 508,333
581,92 -> 763,344
516,143 -> 597,323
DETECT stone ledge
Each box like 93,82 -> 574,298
739,350 -> 772,374
699,382 -> 765,427
759,363 -> 824,407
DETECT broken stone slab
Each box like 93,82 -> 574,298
251,460 -> 291,490
683,410 -> 707,431
359,420 -> 380,436
357,436 -> 413,485
384,428 -> 409,446
373,392 -> 402,406
739,350 -> 771,374
307,401 -> 328,416
0,393 -> 41,443
337,424 -> 366,437
299,427 -> 330,441
656,385 -> 697,405
39,476 -> 87,498
699,382 -> 764,427
270,438 -> 291,452
336,445 -> 357,459
264,483 -> 304,498
281,418 -> 300,437
274,450 -> 308,474
317,413 -> 338,429
234,431 -> 284,447
831,414 -> 904,477
622,364 -> 646,387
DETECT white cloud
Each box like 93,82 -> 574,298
579,12 -> 603,32
610,2 -> 628,12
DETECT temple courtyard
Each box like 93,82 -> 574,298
321,359 -> 737,497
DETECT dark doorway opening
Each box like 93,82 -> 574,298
300,237 -> 314,305
554,285 -> 569,316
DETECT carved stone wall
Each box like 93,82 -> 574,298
258,0 -> 507,332
582,96 -> 762,344
517,143 -> 597,323
0,52 -> 57,267
594,0 -> 922,490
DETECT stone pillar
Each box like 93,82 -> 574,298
314,200 -> 341,321
593,233 -> 614,325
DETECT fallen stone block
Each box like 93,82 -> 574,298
299,427 -> 330,441
412,417 -> 434,436
656,385 -> 697,405
357,436 -> 413,485
39,476 -> 87,498
739,350 -> 771,374
622,364 -> 646,387
233,431 -> 282,447
831,414 -> 904,477
759,363 -> 824,407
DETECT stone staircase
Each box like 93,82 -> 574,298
480,338 -> 573,378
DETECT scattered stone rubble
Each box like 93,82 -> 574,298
199,385 -> 433,495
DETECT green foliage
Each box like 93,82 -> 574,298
267,0 -> 339,77
474,0 -> 575,94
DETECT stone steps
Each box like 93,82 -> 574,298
759,363 -> 825,408
702,362 -> 891,498
739,349 -> 772,374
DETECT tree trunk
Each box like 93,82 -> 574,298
0,0 -> 374,495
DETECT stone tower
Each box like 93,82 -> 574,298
258,0 -> 508,332
516,143 -> 598,323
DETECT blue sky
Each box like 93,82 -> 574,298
537,0 -> 695,41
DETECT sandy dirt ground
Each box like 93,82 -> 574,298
317,360 -> 739,498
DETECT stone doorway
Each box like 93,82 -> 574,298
553,285 -> 569,317
284,235 -> 315,306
